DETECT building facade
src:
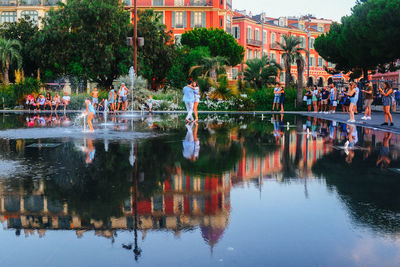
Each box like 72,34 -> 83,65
124,0 -> 233,44
232,11 -> 336,86
0,0 -> 61,27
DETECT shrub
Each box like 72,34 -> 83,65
69,94 -> 89,110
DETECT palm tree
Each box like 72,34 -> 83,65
189,56 -> 227,81
243,56 -> 281,89
0,38 -> 22,84
276,34 -> 308,104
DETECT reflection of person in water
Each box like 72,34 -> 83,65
377,132 -> 392,169
272,115 -> 283,144
84,139 -> 96,164
183,122 -> 199,161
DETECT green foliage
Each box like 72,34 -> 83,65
0,38 -> 22,84
315,0 -> 400,79
243,56 -> 281,89
196,76 -> 213,94
166,62 -> 186,89
137,9 -> 177,88
35,0 -> 133,88
209,75 -> 233,100
0,18 -> 39,77
0,77 -> 40,107
181,28 -> 245,66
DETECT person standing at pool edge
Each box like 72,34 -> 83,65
182,80 -> 195,123
84,98 -> 96,132
193,81 -> 200,122
380,82 -> 394,126
91,87 -> 99,110
361,81 -> 373,120
272,83 -> 281,111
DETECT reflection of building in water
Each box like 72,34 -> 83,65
0,173 -> 231,247
232,130 -> 332,183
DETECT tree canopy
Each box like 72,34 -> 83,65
34,0 -> 132,88
315,0 -> 400,79
181,28 -> 245,66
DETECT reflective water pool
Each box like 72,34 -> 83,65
0,112 -> 400,266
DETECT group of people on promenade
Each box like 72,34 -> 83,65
272,83 -> 286,112
303,81 -> 395,126
26,91 -> 71,112
182,80 -> 201,123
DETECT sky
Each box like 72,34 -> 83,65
233,0 -> 357,22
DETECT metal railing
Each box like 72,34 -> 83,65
133,0 -> 213,7
0,0 -> 17,6
247,39 -> 262,47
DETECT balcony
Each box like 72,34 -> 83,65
43,0 -> 60,5
247,39 -> 262,47
270,43 -> 283,50
0,0 -> 17,6
133,0 -> 213,7
19,0 -> 41,6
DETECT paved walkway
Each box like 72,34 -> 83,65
1,109 -> 400,134
296,111 -> 400,134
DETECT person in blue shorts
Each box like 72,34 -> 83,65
85,99 -> 96,132
272,83 -> 281,111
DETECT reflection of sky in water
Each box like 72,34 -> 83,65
0,113 -> 400,266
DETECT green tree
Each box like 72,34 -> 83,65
315,0 -> 400,80
276,35 -> 307,93
137,9 -> 177,89
0,38 -> 22,84
181,28 -> 245,66
0,18 -> 39,78
34,0 -> 132,88
243,56 -> 281,89
190,55 -> 227,81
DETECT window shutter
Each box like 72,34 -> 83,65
183,12 -> 187,28
171,12 -> 175,28
202,12 -> 206,28
191,11 -> 194,28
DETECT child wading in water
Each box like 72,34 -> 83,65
85,99 -> 96,132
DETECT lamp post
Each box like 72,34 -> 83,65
134,0 -> 137,73
261,13 -> 265,57
307,17 -> 311,86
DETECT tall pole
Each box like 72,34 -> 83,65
261,14 -> 264,57
307,17 -> 310,86
134,0 -> 138,73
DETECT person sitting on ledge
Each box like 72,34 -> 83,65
62,92 -> 70,112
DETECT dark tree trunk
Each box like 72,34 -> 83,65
296,60 -> 305,105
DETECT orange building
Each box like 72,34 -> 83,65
124,0 -> 233,43
232,11 -> 336,86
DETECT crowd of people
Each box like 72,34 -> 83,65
302,81 -> 396,126
26,91 -> 71,112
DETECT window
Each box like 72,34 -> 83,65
1,11 -> 17,24
310,56 -> 315,67
279,18 -> 285,27
175,0 -> 184,6
247,49 -> 252,60
226,15 -> 231,34
227,0 -> 232,8
154,11 -> 164,23
255,50 -> 260,59
172,12 -> 187,28
220,18 -> 223,28
310,38 -> 315,49
299,37 -> 306,49
152,0 -> 163,6
263,30 -> 267,44
21,10 -> 39,24
255,29 -> 260,41
232,68 -> 238,80
233,26 -> 240,39
271,32 -> 276,44
280,54 -> 285,65
318,26 -> 324,32
270,52 -> 276,62
299,24 -> 305,30
247,27 -> 253,39
190,11 -> 205,28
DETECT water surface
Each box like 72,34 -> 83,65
0,112 -> 399,266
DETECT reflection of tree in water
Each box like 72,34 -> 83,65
313,150 -> 400,234
43,142 -> 133,223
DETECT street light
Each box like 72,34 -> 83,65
307,16 -> 311,86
